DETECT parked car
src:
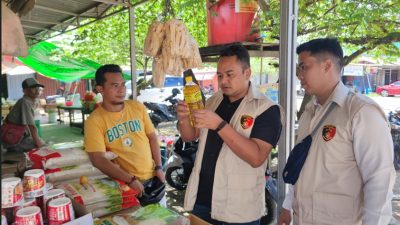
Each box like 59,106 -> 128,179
376,81 -> 400,97
126,75 -> 184,104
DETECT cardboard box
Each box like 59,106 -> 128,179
188,214 -> 212,225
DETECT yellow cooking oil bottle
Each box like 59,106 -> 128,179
183,76 -> 204,126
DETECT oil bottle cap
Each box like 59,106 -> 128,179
185,76 -> 193,83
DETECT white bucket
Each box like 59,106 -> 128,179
15,206 -> 43,225
48,197 -> 74,225
23,169 -> 46,198
1,177 -> 24,208
14,198 -> 37,215
44,189 -> 65,218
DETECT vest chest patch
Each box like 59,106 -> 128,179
240,115 -> 254,129
322,125 -> 336,141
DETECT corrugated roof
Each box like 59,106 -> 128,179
5,0 -> 148,43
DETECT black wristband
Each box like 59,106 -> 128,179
155,165 -> 163,170
214,120 -> 227,133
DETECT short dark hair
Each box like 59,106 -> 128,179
219,44 -> 250,70
296,38 -> 344,70
95,64 -> 122,86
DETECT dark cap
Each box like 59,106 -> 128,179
22,78 -> 45,89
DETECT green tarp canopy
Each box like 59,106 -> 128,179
17,42 -> 130,82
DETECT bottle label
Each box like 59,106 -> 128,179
185,91 -> 202,103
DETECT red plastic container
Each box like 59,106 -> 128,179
207,0 -> 259,45
65,101 -> 73,107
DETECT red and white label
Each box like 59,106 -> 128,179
47,198 -> 74,225
23,170 -> 46,198
27,148 -> 61,169
1,177 -> 24,208
44,189 -> 65,218
14,206 -> 43,225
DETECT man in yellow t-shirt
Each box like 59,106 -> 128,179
84,64 -> 164,195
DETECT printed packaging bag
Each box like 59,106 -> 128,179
57,178 -> 139,208
26,145 -> 117,169
45,163 -> 105,184
94,204 -> 190,225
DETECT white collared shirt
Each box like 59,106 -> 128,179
283,82 -> 395,225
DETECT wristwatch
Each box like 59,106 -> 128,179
155,165 -> 163,171
214,120 -> 227,133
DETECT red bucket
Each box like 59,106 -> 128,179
15,206 -> 43,225
48,197 -> 74,225
207,0 -> 260,45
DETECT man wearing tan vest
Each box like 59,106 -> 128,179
177,45 -> 282,224
278,38 -> 395,225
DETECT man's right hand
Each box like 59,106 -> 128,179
176,100 -> 189,122
278,208 -> 292,225
36,140 -> 45,148
128,179 -> 144,197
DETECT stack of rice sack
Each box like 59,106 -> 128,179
57,177 -> 140,218
25,141 -> 117,185
144,19 -> 203,87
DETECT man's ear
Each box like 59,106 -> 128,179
245,67 -> 251,79
324,59 -> 333,73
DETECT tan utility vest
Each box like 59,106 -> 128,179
293,85 -> 387,225
184,83 -> 282,223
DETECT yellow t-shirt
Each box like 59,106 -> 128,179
84,100 -> 155,180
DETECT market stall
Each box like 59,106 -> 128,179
2,0 -> 300,219
1,141 -> 210,225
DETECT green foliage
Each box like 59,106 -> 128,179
261,0 -> 400,64
57,0 -> 207,69
57,0 -> 399,68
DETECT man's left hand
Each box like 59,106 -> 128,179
155,168 -> 165,183
192,109 -> 222,130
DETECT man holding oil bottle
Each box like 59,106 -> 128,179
177,45 -> 282,225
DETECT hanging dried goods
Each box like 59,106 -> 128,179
143,19 -> 202,87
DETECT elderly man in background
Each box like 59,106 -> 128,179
4,78 -> 45,152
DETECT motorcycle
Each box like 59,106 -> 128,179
262,170 -> 277,224
389,108 -> 400,170
165,137 -> 198,190
389,108 -> 400,126
165,136 -> 277,224
144,88 -> 180,127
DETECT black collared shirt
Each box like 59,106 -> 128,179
196,95 -> 281,207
